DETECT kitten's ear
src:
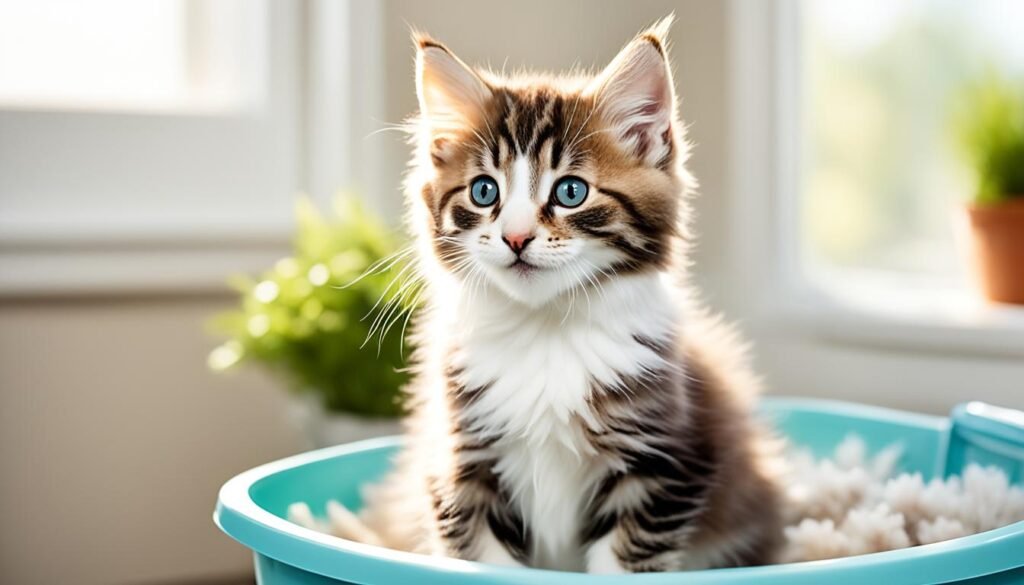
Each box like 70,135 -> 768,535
415,34 -> 491,130
587,16 -> 676,165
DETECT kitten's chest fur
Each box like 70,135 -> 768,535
450,275 -> 676,569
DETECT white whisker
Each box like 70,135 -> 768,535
339,246 -> 415,290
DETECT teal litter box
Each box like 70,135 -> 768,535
215,398 -> 1024,584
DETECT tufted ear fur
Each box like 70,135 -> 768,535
587,16 -> 676,166
415,34 -> 491,164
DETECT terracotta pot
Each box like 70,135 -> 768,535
961,199 -> 1024,304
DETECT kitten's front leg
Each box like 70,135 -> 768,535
476,527 -> 525,567
585,533 -> 629,574
582,467 -> 708,574
582,514 -> 683,574
428,458 -> 529,567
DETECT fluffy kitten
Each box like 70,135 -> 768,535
354,17 -> 783,573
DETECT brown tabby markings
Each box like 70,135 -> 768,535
426,75 -> 678,275
412,30 -> 779,570
431,362 -> 531,562
355,22 -> 783,574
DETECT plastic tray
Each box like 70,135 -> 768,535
215,398 -> 1024,584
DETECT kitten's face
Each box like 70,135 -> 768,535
411,25 -> 686,307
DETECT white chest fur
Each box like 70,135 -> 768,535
444,273 -> 678,569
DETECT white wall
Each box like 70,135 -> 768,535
0,297 -> 304,584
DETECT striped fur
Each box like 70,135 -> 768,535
356,17 -> 783,573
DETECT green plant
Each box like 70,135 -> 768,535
208,196 -> 412,417
953,72 -> 1024,205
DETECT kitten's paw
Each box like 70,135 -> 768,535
325,500 -> 384,546
477,530 -> 525,567
586,534 -> 629,574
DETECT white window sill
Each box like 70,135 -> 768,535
771,272 -> 1024,359
0,226 -> 290,297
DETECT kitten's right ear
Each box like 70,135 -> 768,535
415,34 -> 491,129
586,17 -> 677,166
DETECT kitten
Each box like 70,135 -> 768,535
353,17 -> 784,573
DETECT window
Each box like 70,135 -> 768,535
799,0 -> 1024,287
0,0 -> 260,112
725,0 -> 1023,411
0,0 -> 302,294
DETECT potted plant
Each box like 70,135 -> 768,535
208,196 -> 413,446
953,73 -> 1024,305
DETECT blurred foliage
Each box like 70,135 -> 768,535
208,196 -> 413,417
802,0 -> 1024,276
952,72 -> 1024,204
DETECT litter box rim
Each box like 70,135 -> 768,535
215,398 -> 1024,585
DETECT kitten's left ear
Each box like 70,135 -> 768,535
587,16 -> 677,166
415,34 -> 491,129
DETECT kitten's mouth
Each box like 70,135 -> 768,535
508,258 -> 539,276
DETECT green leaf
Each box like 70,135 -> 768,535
951,71 -> 1024,204
206,194 -> 416,417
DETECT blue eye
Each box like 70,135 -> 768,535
470,176 -> 499,207
553,176 -> 589,208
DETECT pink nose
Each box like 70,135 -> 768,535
501,232 -> 535,255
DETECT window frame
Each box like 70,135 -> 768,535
0,0 -> 385,297
725,0 -> 1024,358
